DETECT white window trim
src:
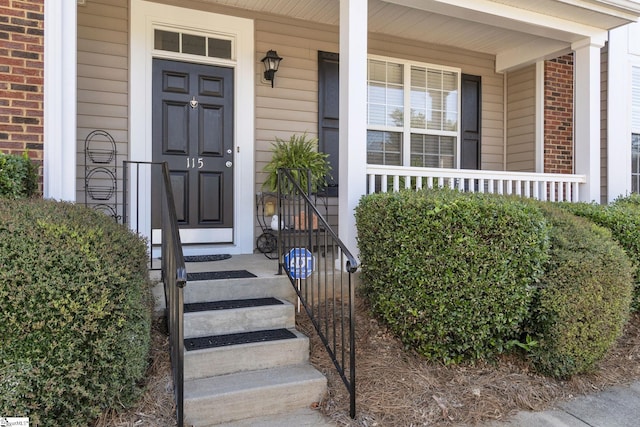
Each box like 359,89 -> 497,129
130,0 -> 255,255
367,54 -> 462,168
632,64 -> 640,135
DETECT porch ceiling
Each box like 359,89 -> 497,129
204,0 -> 640,70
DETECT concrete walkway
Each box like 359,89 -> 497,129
483,381 -> 640,427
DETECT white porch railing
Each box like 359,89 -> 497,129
366,165 -> 587,202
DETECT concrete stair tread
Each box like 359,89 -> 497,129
184,364 -> 326,399
183,277 -> 296,305
184,329 -> 310,380
184,298 -> 295,339
184,365 -> 327,425
217,408 -> 336,426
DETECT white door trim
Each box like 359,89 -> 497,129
130,0 -> 255,255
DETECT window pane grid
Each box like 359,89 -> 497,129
410,134 -> 455,168
410,66 -> 458,133
633,134 -> 640,194
367,131 -> 402,165
633,66 -> 640,133
367,58 -> 460,168
368,60 -> 405,127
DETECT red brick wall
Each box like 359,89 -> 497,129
0,0 -> 44,192
544,54 -> 574,174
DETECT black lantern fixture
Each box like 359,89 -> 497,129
261,50 -> 282,88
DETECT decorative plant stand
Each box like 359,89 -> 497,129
84,130 -> 119,220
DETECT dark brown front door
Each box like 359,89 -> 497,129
152,59 -> 234,243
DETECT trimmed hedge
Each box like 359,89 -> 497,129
528,204 -> 633,378
0,199 -> 152,426
355,189 -> 550,363
560,197 -> 640,309
0,151 -> 38,198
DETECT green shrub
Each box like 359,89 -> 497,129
0,199 -> 152,426
0,151 -> 38,198
528,204 -> 633,378
560,198 -> 640,309
355,188 -> 550,363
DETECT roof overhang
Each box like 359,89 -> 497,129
199,0 -> 640,72
382,0 -> 640,71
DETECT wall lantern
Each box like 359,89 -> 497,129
261,50 -> 282,88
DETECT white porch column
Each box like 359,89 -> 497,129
535,61 -> 545,173
44,1 -> 77,201
339,0 -> 368,261
607,26 -> 632,202
572,37 -> 605,203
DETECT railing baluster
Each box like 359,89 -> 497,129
277,168 -> 358,420
364,165 -> 586,202
558,181 -> 564,201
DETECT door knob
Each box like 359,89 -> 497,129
226,161 -> 233,168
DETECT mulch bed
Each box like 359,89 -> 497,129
95,296 -> 640,427
296,295 -> 640,426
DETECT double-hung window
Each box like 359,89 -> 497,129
367,57 -> 460,168
632,66 -> 640,193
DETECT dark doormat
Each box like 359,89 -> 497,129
185,328 -> 297,351
186,270 -> 256,281
184,254 -> 231,262
184,297 -> 283,313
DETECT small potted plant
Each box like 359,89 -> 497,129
262,133 -> 331,194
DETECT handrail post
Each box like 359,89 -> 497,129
122,160 -> 186,427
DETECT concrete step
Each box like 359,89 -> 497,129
218,408 -> 336,426
183,364 -> 327,426
184,298 -> 295,339
184,275 -> 295,305
184,328 -> 310,380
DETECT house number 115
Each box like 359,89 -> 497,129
186,157 -> 204,169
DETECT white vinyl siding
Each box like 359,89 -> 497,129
77,0 -> 128,213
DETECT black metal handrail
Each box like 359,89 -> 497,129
276,168 -> 358,418
122,161 -> 187,427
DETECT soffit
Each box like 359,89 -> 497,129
199,0 -> 640,59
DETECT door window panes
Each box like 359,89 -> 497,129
154,30 -> 179,52
154,29 -> 234,60
208,38 -> 232,59
182,34 -> 206,56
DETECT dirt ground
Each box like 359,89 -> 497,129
95,298 -> 640,427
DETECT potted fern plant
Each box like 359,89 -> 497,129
263,133 -> 331,194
